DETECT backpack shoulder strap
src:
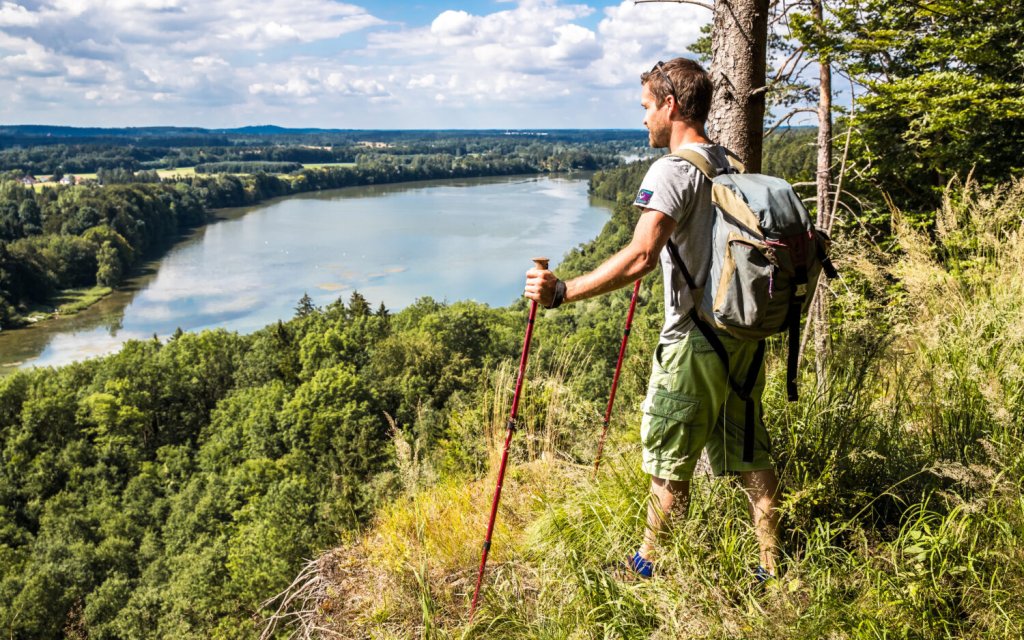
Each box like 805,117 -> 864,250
722,148 -> 746,173
670,149 -> 716,179
671,145 -> 745,177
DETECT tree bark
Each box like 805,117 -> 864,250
707,0 -> 770,171
811,0 -> 833,381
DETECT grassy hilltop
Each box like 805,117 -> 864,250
265,175 -> 1024,639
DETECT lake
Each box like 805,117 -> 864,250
0,174 -> 612,374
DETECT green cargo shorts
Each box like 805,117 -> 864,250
640,331 -> 773,481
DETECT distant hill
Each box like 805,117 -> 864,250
0,125 -> 653,148
211,125 -> 350,135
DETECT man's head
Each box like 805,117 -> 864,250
640,58 -> 712,148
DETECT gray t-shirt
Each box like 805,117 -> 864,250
632,143 -> 731,343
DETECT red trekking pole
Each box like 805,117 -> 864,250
468,257 -> 548,622
593,278 -> 641,473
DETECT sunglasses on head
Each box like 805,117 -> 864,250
652,61 -> 678,103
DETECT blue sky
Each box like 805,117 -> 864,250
0,0 -> 716,129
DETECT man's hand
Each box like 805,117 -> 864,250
524,267 -> 559,307
523,209 -> 674,308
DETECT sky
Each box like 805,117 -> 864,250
0,0 -> 714,129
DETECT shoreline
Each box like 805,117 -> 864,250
24,285 -> 113,322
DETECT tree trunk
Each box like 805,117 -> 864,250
811,0 -> 833,382
814,0 -> 833,233
707,0 -> 770,172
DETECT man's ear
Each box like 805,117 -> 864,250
663,94 -> 677,116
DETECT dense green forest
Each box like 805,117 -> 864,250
0,293 -> 525,638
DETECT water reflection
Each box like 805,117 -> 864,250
0,174 -> 611,374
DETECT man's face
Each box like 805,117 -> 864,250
641,82 -> 672,149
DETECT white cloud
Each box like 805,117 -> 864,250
550,24 -> 600,62
431,10 -> 475,39
0,2 -> 39,27
0,0 -> 386,121
0,0 -> 712,128
366,0 -> 604,105
249,77 -> 315,99
192,56 -> 228,69
593,0 -> 709,87
407,73 -> 437,89
2,37 -> 59,76
359,0 -> 711,124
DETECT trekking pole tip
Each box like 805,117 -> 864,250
532,257 -> 550,270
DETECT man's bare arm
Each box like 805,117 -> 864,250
524,209 -> 676,307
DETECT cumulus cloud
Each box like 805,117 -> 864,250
593,0 -> 708,87
431,10 -> 475,39
0,1 -> 38,27
15,0 -> 383,53
1,0 -> 712,127
362,0 -> 710,123
0,0 -> 385,121
365,0 -> 604,105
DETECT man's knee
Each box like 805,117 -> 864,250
739,468 -> 779,499
651,475 -> 690,497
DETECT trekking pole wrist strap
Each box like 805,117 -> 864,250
547,279 -> 567,309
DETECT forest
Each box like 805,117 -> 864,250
1,0 -> 1023,638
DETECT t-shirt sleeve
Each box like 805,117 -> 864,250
631,158 -> 700,224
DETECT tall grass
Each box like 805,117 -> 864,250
263,178 -> 1024,638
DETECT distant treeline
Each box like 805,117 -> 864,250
0,140 -> 644,176
0,128 -> 650,175
0,144 -> 357,176
194,161 -> 304,175
0,125 -> 648,148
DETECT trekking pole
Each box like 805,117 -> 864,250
593,278 -> 641,473
468,257 -> 548,622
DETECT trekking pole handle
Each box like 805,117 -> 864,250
532,257 -> 550,270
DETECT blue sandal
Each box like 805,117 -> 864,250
626,552 -> 654,578
753,565 -> 774,587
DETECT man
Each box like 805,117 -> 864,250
524,58 -> 780,581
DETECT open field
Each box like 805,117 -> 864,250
156,167 -> 196,178
301,162 -> 357,169
30,172 -> 98,191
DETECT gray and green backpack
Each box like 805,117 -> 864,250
666,148 -> 837,462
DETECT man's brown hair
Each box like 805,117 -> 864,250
640,58 -> 713,125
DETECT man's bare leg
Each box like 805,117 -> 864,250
638,475 -> 690,560
740,468 -> 781,573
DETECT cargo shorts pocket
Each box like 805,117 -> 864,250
641,389 -> 700,457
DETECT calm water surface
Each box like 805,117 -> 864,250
0,175 -> 611,373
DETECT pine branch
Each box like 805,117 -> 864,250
764,107 -> 817,137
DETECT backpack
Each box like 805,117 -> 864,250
665,148 -> 837,462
